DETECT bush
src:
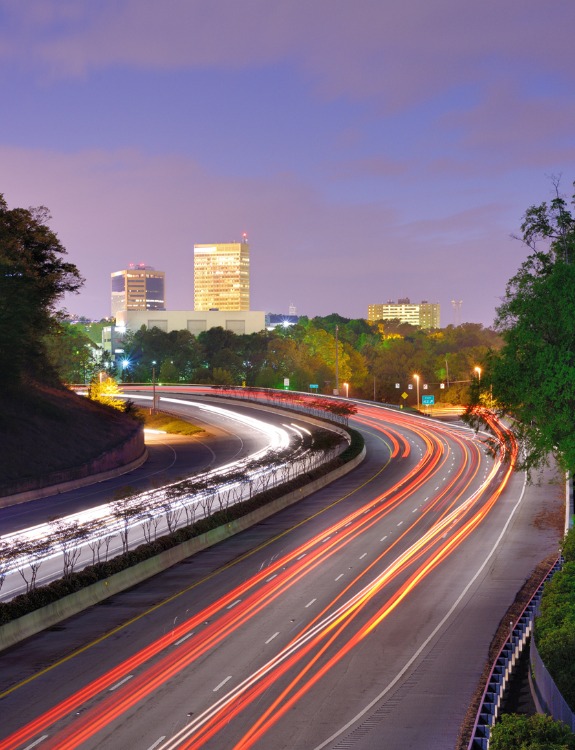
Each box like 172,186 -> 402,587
535,561 -> 575,711
562,526 -> 575,563
489,713 -> 575,749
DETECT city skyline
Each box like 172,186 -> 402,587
1,2 -> 573,327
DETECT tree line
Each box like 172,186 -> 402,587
46,315 -> 502,407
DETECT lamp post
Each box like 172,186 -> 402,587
413,373 -> 420,411
344,382 -> 349,398
152,361 -> 157,414
334,325 -> 340,395
474,366 -> 481,384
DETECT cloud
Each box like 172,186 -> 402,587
2,0 -> 574,110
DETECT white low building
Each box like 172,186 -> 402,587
115,309 -> 266,336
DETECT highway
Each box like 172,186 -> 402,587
0,395 -> 342,601
0,398 -> 563,749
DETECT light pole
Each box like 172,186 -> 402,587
152,361 -> 157,414
334,325 -> 340,395
343,382 -> 349,398
413,373 -> 420,411
474,366 -> 481,384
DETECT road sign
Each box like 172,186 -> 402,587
310,384 -> 319,389
422,395 -> 435,405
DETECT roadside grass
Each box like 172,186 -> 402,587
137,408 -> 204,436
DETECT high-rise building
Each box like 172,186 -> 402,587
111,264 -> 165,317
194,236 -> 250,311
367,299 -> 440,329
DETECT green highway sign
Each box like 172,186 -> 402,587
421,395 -> 435,405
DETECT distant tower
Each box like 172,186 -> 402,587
451,300 -> 462,326
288,302 -> 297,316
194,236 -> 250,311
111,264 -> 165,317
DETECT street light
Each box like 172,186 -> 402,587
474,366 -> 481,383
152,360 -> 157,414
343,382 -> 349,398
413,373 -> 420,411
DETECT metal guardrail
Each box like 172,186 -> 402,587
468,559 -> 561,749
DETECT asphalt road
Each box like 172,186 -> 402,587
0,401 -> 564,750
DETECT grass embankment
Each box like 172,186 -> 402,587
136,408 -> 203,436
0,381 -> 141,493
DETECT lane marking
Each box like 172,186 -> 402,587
397,521 -> 403,527
335,574 -> 344,581
359,553 -> 367,560
296,553 -> 306,560
23,737 -> 49,750
213,675 -> 232,692
146,737 -> 167,750
313,472 -> 530,750
174,632 -> 194,646
380,535 -> 387,542
265,574 -> 277,582
226,599 -> 241,610
109,675 -> 133,691
265,632 -> 279,644
305,598 -> 316,608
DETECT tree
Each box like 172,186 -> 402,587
0,195 -> 84,384
483,180 -> 575,474
489,713 -> 575,749
89,375 -> 127,411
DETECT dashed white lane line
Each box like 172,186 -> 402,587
335,574 -> 344,581
305,598 -> 317,608
359,553 -> 367,560
109,675 -> 133,691
380,535 -> 388,542
412,507 -> 418,513
266,574 -> 277,582
175,631 -> 194,646
226,599 -> 241,610
213,675 -> 232,692
146,737 -> 167,750
322,536 -> 332,542
23,736 -> 49,750
397,521 -> 404,527
265,632 -> 280,644
296,553 -> 306,560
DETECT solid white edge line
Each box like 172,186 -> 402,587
312,472 -> 528,750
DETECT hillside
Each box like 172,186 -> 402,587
0,381 -> 142,494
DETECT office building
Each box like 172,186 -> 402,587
194,237 -> 250,311
111,264 -> 165,317
368,299 -> 440,329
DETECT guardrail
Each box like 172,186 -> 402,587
468,558 -> 561,749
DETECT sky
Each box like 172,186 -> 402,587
1,0 -> 574,328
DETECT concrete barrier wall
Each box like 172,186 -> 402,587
0,443 -> 365,652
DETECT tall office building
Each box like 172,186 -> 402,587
111,264 -> 165,317
194,236 -> 250,311
367,299 -> 440,329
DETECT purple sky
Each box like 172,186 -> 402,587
1,1 -> 574,327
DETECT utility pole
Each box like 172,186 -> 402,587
334,325 -> 340,395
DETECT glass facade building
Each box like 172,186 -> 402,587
194,238 -> 250,311
111,264 -> 166,317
